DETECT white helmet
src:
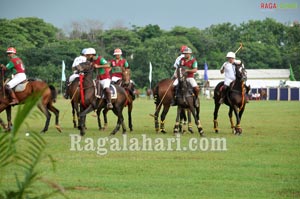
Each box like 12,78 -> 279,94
81,48 -> 87,55
89,48 -> 96,55
182,47 -> 192,54
226,52 -> 236,59
84,48 -> 96,55
113,48 -> 122,55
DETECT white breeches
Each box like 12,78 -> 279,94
173,78 -> 198,87
7,73 -> 27,88
112,76 -> 121,82
100,79 -> 111,89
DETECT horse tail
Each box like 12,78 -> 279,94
49,85 -> 57,103
213,81 -> 224,100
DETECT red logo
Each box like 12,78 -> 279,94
260,2 -> 277,9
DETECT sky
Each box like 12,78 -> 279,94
0,0 -> 300,31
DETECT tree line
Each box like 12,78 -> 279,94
0,17 -> 299,90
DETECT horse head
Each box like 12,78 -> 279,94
122,68 -> 131,85
235,62 -> 247,82
76,61 -> 94,74
177,66 -> 189,90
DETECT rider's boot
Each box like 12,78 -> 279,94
5,85 -> 19,105
171,85 -> 177,106
106,88 -> 113,109
96,81 -> 101,98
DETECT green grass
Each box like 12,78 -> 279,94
1,97 -> 300,198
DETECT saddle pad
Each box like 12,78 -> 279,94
14,81 -> 29,92
108,85 -> 117,99
93,80 -> 117,99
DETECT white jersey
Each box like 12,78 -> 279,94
221,61 -> 236,86
174,54 -> 184,68
72,55 -> 86,68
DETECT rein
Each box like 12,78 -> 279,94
240,81 -> 245,110
79,74 -> 86,108
1,69 -> 5,98
78,67 -> 94,108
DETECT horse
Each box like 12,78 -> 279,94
134,89 -> 140,99
213,63 -> 247,135
146,88 -> 152,99
67,77 -> 81,128
152,78 -> 194,134
173,67 -> 204,136
259,88 -> 267,100
75,61 -> 127,136
0,76 -> 61,133
96,68 -> 134,131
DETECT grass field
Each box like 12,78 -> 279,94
1,96 -> 300,198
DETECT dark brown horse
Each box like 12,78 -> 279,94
75,62 -> 127,136
152,78 -> 193,134
97,68 -> 134,131
67,77 -> 80,128
213,63 -> 247,135
0,77 -> 61,133
173,67 -> 204,136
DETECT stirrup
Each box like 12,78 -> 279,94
9,100 -> 19,105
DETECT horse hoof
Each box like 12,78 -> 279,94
198,128 -> 204,136
188,128 -> 194,134
232,128 -> 236,134
130,128 -> 133,132
214,129 -> 219,133
122,131 -> 127,135
80,131 -> 85,136
55,125 -> 62,133
109,133 -> 116,136
235,128 -> 242,135
160,129 -> 167,134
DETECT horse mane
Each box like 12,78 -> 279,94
27,77 -> 43,82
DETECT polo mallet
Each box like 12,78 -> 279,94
149,79 -> 174,118
1,66 -> 5,98
235,42 -> 243,54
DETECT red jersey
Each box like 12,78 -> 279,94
110,58 -> 129,78
180,56 -> 197,78
7,56 -> 25,74
93,55 -> 110,80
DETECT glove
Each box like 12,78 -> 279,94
234,60 -> 242,65
0,64 -> 7,70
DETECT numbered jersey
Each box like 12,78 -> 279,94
7,56 -> 25,74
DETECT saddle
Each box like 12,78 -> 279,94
13,80 -> 29,93
93,80 -> 117,99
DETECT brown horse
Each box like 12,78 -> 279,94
146,88 -> 152,99
75,62 -> 127,136
0,78 -> 61,133
152,78 -> 194,134
67,77 -> 80,128
97,67 -> 134,131
134,89 -> 140,99
213,63 -> 247,135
